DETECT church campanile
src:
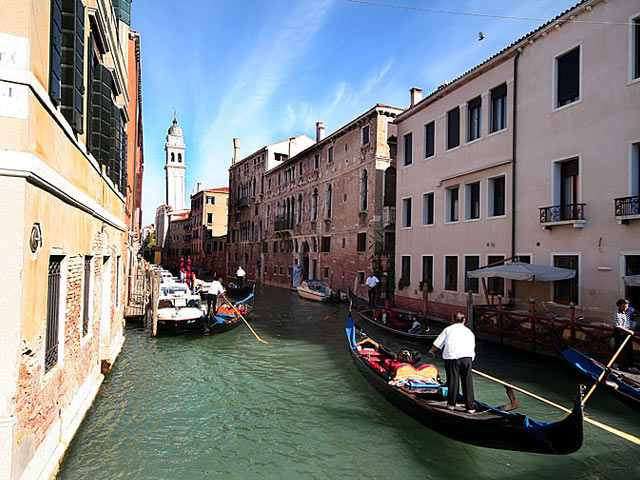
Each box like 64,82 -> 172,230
164,115 -> 187,211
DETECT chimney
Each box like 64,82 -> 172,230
196,181 -> 202,193
410,87 -> 423,107
232,138 -> 241,165
315,121 -> 325,142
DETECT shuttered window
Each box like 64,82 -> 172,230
60,0 -> 85,132
556,47 -> 580,107
447,107 -> 460,149
112,0 -> 132,25
91,63 -> 112,168
424,121 -> 434,158
49,0 -> 63,106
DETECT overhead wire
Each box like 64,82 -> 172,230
345,0 -> 636,26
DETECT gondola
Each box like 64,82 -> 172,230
348,290 -> 445,345
205,293 -> 254,336
225,282 -> 254,299
553,331 -> 640,413
345,311 -> 584,454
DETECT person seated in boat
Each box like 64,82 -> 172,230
428,312 -> 477,414
612,298 -> 639,373
207,277 -> 226,314
408,315 -> 425,335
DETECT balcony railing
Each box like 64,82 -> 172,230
237,196 -> 250,208
614,195 -> 640,218
275,216 -> 293,231
382,206 -> 396,226
539,203 -> 585,224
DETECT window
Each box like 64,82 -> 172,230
490,84 -> 507,133
384,231 -> 394,252
360,170 -> 368,211
324,267 -> 329,278
279,266 -> 284,275
328,146 -> 334,163
424,121 -> 435,158
447,107 -> 460,149
403,132 -> 413,166
464,256 -> 480,293
362,125 -> 370,145
325,184 -> 332,218
357,232 -> 366,252
401,256 -> 411,285
357,272 -> 365,285
321,236 -> 331,252
206,244 -> 212,254
444,256 -> 458,291
314,154 -> 319,169
465,182 -> 480,220
421,256 -> 433,289
297,194 -> 302,224
45,256 -> 64,372
560,158 -> 579,210
488,176 -> 506,217
556,47 -> 580,107
422,192 -> 434,225
554,255 -> 579,304
178,153 -> 182,163
487,255 -> 505,296
82,256 -> 92,336
516,255 -> 531,264
207,213 -> 213,224
345,143 -> 348,152
49,0 -> 85,133
633,16 -> 640,81
446,187 -> 459,222
273,265 -> 278,275
312,188 -> 318,221
467,97 -> 482,141
402,197 -> 412,228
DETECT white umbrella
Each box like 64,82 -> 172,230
467,262 -> 576,282
623,275 -> 640,287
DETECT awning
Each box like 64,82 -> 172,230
623,275 -> 640,287
467,262 -> 576,282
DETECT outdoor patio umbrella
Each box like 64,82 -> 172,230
467,262 -> 576,282
623,274 -> 640,287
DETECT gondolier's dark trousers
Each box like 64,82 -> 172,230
444,357 -> 475,410
368,287 -> 376,309
237,276 -> 244,288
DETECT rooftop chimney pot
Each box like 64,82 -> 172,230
410,87 -> 423,107
232,138 -> 241,165
315,121 -> 325,142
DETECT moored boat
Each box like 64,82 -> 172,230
297,280 -> 330,302
348,290 -> 445,345
345,312 -> 584,454
157,294 -> 206,334
553,331 -> 640,412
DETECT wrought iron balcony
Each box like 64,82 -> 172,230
539,203 -> 585,228
237,196 -> 250,208
614,196 -> 640,223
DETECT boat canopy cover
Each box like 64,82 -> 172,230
466,262 -> 576,282
346,315 -> 357,349
623,275 -> 640,287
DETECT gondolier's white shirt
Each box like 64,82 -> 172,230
365,276 -> 379,288
433,323 -> 476,360
209,281 -> 226,296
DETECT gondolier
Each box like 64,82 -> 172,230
365,272 -> 379,309
612,298 -> 638,373
428,312 -> 477,413
236,266 -> 246,288
207,277 -> 226,315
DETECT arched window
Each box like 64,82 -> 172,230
312,188 -> 318,221
297,194 -> 303,224
171,152 -> 175,162
178,153 -> 182,163
383,166 -> 396,207
325,184 -> 333,218
360,169 -> 368,211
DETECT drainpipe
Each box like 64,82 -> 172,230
511,49 -> 520,298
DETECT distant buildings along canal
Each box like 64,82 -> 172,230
394,0 -> 640,323
0,1 -> 144,479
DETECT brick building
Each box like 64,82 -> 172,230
164,210 -> 192,273
228,105 -> 403,298
0,0 -> 137,478
190,187 -> 229,275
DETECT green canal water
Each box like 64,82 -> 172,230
58,285 -> 639,479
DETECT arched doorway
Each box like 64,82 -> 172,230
301,241 -> 310,280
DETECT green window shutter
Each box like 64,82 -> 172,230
91,63 -> 113,170
60,0 -> 85,133
112,0 -> 131,25
49,0 -> 63,106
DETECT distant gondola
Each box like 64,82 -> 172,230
345,311 -> 584,454
225,282 -> 254,299
348,290 -> 445,345
553,331 -> 640,413
205,293 -> 254,336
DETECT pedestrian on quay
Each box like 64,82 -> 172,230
236,266 -> 246,288
612,298 -> 639,373
428,312 -> 477,414
365,272 -> 379,309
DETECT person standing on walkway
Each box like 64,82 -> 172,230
365,272 -> 379,309
428,312 -> 477,413
236,266 -> 246,288
612,298 -> 638,373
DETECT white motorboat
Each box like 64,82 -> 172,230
297,280 -> 331,302
157,294 -> 206,333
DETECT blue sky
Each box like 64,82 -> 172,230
135,0 -> 578,224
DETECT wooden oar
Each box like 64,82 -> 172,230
221,294 -> 269,344
472,368 -> 640,446
323,305 -> 345,320
582,332 -> 634,405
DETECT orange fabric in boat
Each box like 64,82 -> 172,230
216,305 -> 236,316
393,363 -> 438,382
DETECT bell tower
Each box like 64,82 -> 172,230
164,114 -> 187,211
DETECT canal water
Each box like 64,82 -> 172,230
58,285 -> 639,479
